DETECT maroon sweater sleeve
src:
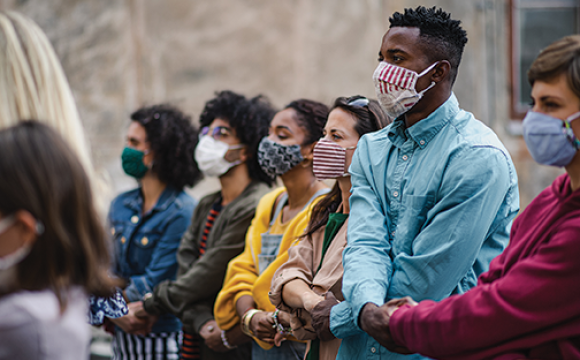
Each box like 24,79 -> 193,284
390,222 -> 580,359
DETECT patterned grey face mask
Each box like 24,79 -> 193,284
257,137 -> 304,178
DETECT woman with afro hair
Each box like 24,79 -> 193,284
107,104 -> 202,360
131,90 -> 276,360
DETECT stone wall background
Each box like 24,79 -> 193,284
0,0 -> 568,209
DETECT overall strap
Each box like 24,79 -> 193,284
269,192 -> 289,227
302,188 -> 331,212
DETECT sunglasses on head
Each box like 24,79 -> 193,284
347,97 -> 370,108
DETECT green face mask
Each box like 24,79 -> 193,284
121,147 -> 149,179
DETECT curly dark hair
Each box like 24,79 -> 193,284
199,90 -> 276,186
284,99 -> 329,145
304,96 -> 391,238
389,6 -> 468,85
131,104 -> 202,190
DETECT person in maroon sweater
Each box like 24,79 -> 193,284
359,35 -> 580,360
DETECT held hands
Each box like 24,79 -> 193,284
272,310 -> 294,346
110,301 -> 157,335
199,320 -> 229,352
249,310 -> 293,347
310,291 -> 340,341
249,311 -> 277,344
359,297 -> 418,354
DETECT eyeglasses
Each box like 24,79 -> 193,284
347,97 -> 369,108
200,126 -> 232,140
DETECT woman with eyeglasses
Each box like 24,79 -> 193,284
107,104 -> 202,360
214,99 -> 331,360
269,96 -> 390,360
361,35 -> 580,360
131,90 -> 275,360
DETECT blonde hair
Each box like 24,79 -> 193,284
0,12 -> 106,212
528,34 -> 580,100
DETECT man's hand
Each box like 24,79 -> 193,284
199,320 -> 228,352
310,291 -> 340,341
360,297 -> 417,354
250,311 -> 276,344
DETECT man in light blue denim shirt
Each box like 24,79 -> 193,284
310,6 -> 519,360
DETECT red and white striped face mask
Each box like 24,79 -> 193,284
373,61 -> 438,120
313,139 -> 356,180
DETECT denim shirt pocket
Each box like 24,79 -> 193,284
128,230 -> 162,274
395,194 -> 435,254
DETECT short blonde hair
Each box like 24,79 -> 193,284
0,11 -> 92,175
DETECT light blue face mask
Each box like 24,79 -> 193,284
523,111 -> 580,167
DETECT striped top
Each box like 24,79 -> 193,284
199,198 -> 223,256
180,198 -> 224,360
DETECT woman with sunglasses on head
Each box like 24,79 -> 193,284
132,90 -> 275,360
214,99 -> 330,360
107,104 -> 202,360
269,96 -> 390,360
363,35 -> 580,360
0,122 -> 119,360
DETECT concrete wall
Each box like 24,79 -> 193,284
0,0 -> 567,209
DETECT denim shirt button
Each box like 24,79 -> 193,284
131,215 -> 139,224
402,155 -> 408,161
420,140 -> 425,145
393,191 -> 399,197
141,237 -> 149,246
120,236 -> 126,244
371,347 -> 376,353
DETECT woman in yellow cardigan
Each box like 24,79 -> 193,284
215,99 -> 330,360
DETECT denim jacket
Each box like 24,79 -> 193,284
109,186 -> 197,333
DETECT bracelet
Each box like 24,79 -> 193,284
221,330 -> 237,350
272,309 -> 292,335
241,309 -> 262,337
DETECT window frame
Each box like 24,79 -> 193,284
509,0 -> 580,120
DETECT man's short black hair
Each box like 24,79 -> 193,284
389,6 -> 468,85
199,90 -> 276,186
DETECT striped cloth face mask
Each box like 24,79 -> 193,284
313,139 -> 356,180
373,61 -> 438,120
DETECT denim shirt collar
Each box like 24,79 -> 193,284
388,92 -> 459,149
122,186 -> 181,214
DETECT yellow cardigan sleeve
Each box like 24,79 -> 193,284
214,186 -> 327,350
214,187 -> 285,331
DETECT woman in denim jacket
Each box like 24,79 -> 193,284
108,105 -> 202,360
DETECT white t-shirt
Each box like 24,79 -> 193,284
0,287 -> 90,360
